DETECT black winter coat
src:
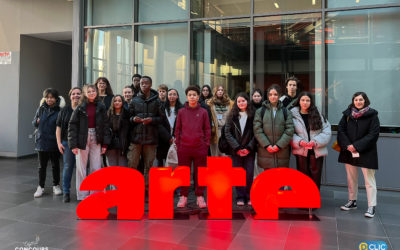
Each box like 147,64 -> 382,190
56,105 -> 73,142
224,113 -> 256,155
157,104 -> 183,160
129,89 -> 164,145
107,112 -> 130,155
337,107 -> 380,169
32,101 -> 61,151
68,101 -> 111,150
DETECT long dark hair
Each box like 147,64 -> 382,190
107,95 -> 126,131
348,92 -> 370,109
95,77 -> 114,96
165,89 -> 183,116
230,92 -> 255,119
200,85 -> 213,101
293,91 -> 325,131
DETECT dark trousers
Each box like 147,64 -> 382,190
38,151 -> 60,188
295,153 -> 324,189
232,153 -> 255,202
178,146 -> 207,197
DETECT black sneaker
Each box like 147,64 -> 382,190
340,200 -> 357,211
63,193 -> 70,203
364,206 -> 375,218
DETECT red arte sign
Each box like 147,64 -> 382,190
76,157 -> 321,220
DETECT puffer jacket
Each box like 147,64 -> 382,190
128,89 -> 164,145
68,101 -> 111,150
107,111 -> 130,155
32,97 -> 65,151
337,107 -> 380,169
224,113 -> 256,155
253,101 -> 294,169
290,107 -> 332,158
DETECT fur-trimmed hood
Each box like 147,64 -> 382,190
39,96 -> 66,109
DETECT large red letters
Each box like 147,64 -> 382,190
251,168 -> 321,219
149,166 -> 190,219
77,167 -> 144,220
198,157 -> 246,219
76,157 -> 320,220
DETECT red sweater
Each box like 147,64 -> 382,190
174,102 -> 211,149
86,102 -> 96,128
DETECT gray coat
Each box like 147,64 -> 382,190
290,107 -> 332,158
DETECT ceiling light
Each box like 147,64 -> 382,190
274,2 -> 279,8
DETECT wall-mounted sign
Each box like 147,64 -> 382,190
0,52 -> 12,64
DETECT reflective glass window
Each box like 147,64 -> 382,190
254,0 -> 321,15
85,0 -> 133,26
191,19 -> 250,98
327,0 -> 399,9
254,14 -> 323,109
326,8 -> 400,127
84,26 -> 133,94
191,0 -> 250,18
137,0 -> 187,22
135,23 -> 188,98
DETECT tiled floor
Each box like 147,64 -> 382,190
0,156 -> 399,249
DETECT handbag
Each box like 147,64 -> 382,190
165,142 -> 178,168
218,124 -> 231,155
331,140 -> 340,152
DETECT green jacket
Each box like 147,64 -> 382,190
253,101 -> 294,169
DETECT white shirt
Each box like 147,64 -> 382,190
166,107 -> 176,134
239,111 -> 248,134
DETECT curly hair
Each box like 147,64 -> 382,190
293,91 -> 325,131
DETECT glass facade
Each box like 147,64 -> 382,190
191,19 -> 250,98
83,0 -> 400,130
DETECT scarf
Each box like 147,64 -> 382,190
352,106 -> 370,119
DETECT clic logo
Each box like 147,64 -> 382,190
359,241 -> 387,250
76,157 -> 321,220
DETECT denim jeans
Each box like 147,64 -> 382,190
62,140 -> 76,194
232,153 -> 255,203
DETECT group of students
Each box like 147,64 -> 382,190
32,75 -> 380,218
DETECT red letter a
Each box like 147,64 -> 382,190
76,167 -> 144,220
251,168 -> 321,220
198,157 -> 246,219
149,166 -> 190,219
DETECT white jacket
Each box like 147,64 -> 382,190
290,106 -> 332,158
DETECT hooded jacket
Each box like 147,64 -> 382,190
290,106 -> 332,158
174,102 -> 211,151
128,88 -> 164,145
68,101 -> 111,150
253,101 -> 294,169
337,107 -> 380,169
32,96 -> 65,151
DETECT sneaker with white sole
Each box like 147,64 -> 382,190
247,200 -> 252,206
53,185 -> 62,196
34,186 -> 44,198
340,200 -> 357,211
197,196 -> 207,208
177,195 -> 187,208
364,206 -> 375,218
236,200 -> 245,206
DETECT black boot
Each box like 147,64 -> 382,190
63,193 -> 70,203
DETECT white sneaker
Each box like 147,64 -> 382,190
197,196 -> 207,208
34,186 -> 44,198
177,196 -> 187,208
247,200 -> 252,206
53,185 -> 62,196
236,200 -> 245,206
